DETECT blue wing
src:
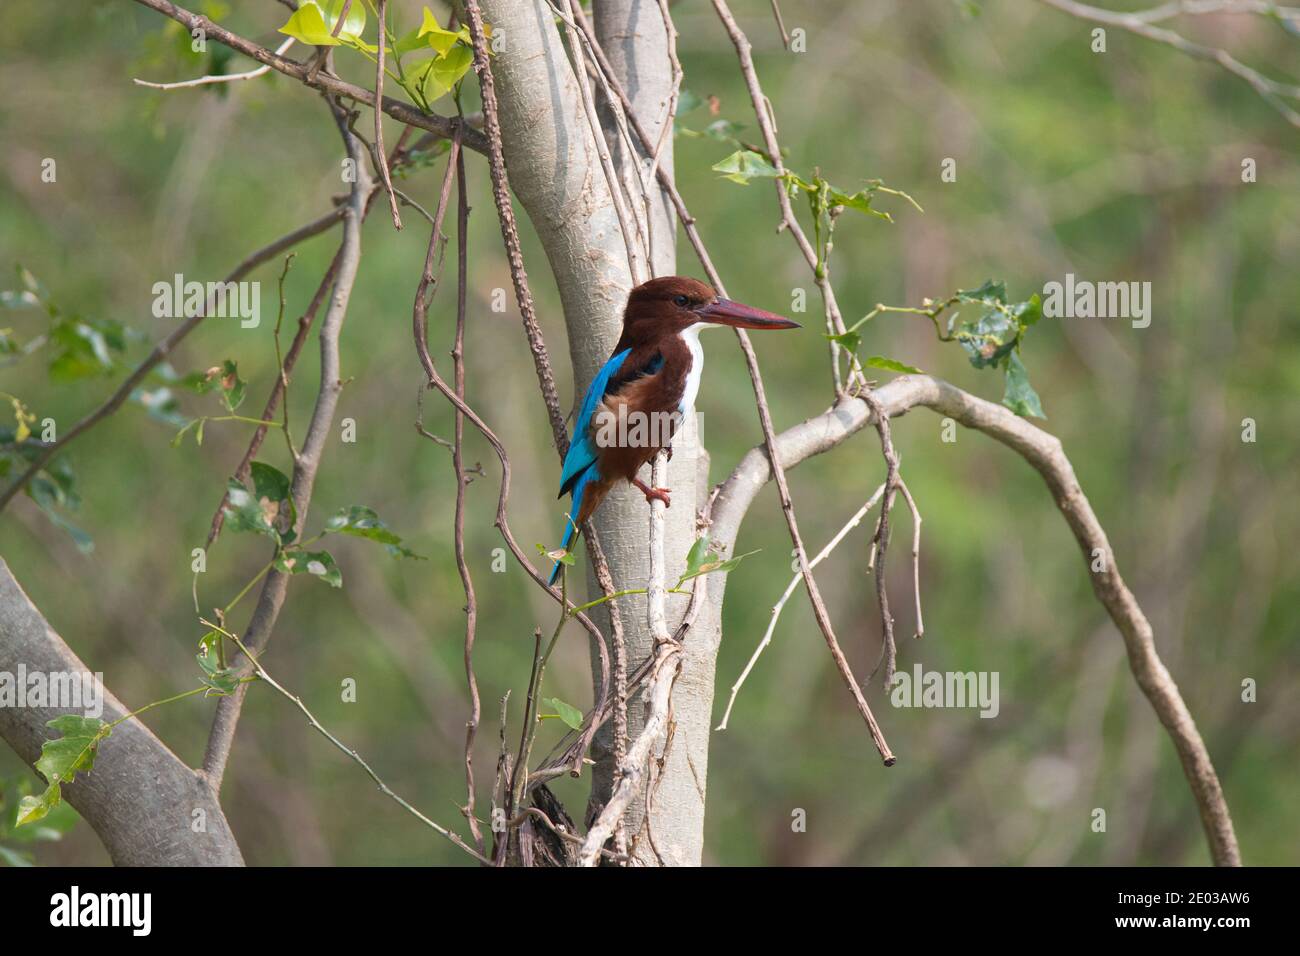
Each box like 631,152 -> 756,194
551,347 -> 665,585
549,348 -> 632,587
549,467 -> 593,585
558,347 -> 632,496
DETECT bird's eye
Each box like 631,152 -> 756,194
673,295 -> 690,307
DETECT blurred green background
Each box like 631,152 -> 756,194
1,0 -> 1297,865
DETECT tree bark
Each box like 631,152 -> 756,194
478,0 -> 708,863
0,558 -> 244,865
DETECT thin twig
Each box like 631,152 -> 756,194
202,618 -> 488,864
769,0 -> 791,49
134,37 -> 295,89
373,0 -> 403,230
450,142 -> 483,854
1,203 -> 347,514
717,483 -> 887,731
1038,0 -> 1300,129
130,0 -> 488,152
461,0 -> 568,449
710,0 -> 896,763
579,452 -> 691,865
200,96 -> 372,786
896,478 -> 924,640
560,0 -> 646,282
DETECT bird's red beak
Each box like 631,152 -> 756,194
697,298 -> 801,330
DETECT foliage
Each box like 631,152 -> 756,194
15,716 -> 109,829
0,775 -> 80,866
277,2 -> 484,112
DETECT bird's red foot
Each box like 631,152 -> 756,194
633,478 -> 672,508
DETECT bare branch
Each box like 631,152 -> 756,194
709,374 -> 1241,866
372,0 -> 403,230
717,483 -> 887,731
0,203 -> 348,514
579,452 -> 696,866
134,36 -> 295,89
203,618 -> 488,864
711,0 -> 896,763
201,98 -> 372,786
1038,0 -> 1300,129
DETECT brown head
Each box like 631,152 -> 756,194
619,276 -> 800,348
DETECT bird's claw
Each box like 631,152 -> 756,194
633,478 -> 672,509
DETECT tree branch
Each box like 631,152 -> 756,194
1037,0 -> 1300,129
0,204 -> 346,514
201,98 -> 372,786
0,559 -> 244,865
130,0 -> 488,153
709,374 -> 1242,866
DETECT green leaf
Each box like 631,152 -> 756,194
278,1 -> 343,46
33,716 -> 106,796
26,477 -> 93,553
5,798 -> 78,844
48,317 -> 124,381
197,630 -> 243,694
865,355 -> 924,375
679,547 -> 759,583
1,264 -> 51,313
1014,293 -> 1042,327
678,119 -> 745,145
329,0 -> 365,38
275,548 -> 343,587
544,697 -> 584,731
250,461 -> 295,539
15,789 -> 60,829
956,279 -> 1007,305
279,0 -> 370,48
951,303 -> 1019,369
1001,351 -> 1045,419
325,506 -> 425,558
174,359 -> 245,411
685,534 -> 711,577
405,43 -> 473,104
711,150 -> 781,185
392,25 -> 429,56
131,386 -> 191,428
221,477 -> 279,538
826,330 -> 862,354
826,184 -> 893,222
538,542 -> 575,566
417,7 -> 463,55
217,359 -> 245,411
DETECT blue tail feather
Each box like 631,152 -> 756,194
549,468 -> 593,586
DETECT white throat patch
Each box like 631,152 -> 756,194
678,322 -> 706,415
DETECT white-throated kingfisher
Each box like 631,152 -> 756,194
549,276 -> 800,584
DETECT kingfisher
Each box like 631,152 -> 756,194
549,276 -> 800,584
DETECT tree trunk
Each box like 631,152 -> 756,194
478,0 -> 714,863
0,559 -> 244,865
